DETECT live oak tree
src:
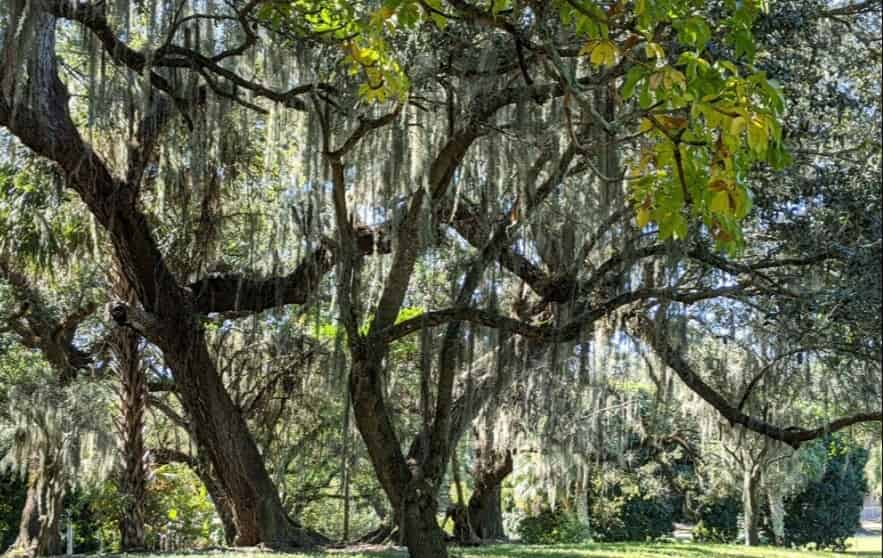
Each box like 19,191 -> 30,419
0,1 -> 330,548
0,255 -> 101,558
1,1 -> 881,557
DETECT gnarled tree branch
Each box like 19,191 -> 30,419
631,314 -> 882,449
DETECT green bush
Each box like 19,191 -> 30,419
516,509 -> 588,544
783,440 -> 868,552
692,496 -> 740,543
591,495 -> 674,542
0,472 -> 26,552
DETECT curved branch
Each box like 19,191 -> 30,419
188,245 -> 334,315
376,285 -> 756,345
631,314 -> 882,449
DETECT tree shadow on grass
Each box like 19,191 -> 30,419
448,541 -> 883,558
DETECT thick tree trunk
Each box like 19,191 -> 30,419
468,471 -> 508,540
116,334 -> 148,551
5,456 -> 65,558
401,493 -> 447,557
743,468 -> 762,546
467,449 -> 512,540
349,356 -> 449,558
164,334 -> 314,547
107,237 -> 323,548
112,272 -> 148,551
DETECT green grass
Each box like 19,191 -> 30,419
447,537 -> 883,558
124,536 -> 882,558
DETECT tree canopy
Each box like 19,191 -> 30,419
0,1 -> 880,557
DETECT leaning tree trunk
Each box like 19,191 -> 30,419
161,333 -> 318,547
112,271 -> 147,551
743,467 -> 762,546
467,449 -> 513,540
5,454 -> 65,558
193,454 -> 238,545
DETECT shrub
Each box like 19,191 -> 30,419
591,495 -> 674,542
587,465 -> 675,542
692,496 -> 740,543
0,472 -> 26,552
516,509 -> 588,544
783,441 -> 868,552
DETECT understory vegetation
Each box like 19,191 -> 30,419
0,1 -> 881,558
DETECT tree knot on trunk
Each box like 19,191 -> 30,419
107,302 -> 164,340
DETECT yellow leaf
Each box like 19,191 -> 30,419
639,117 -> 654,133
659,115 -> 688,130
710,190 -> 731,214
579,40 -> 597,56
747,114 -> 768,154
663,68 -> 686,89
731,186 -> 752,218
589,40 -> 619,68
709,178 -> 730,192
645,42 -> 665,60
636,208 -> 651,228
649,71 -> 663,89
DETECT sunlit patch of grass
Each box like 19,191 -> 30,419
451,538 -> 882,558
119,536 -> 883,558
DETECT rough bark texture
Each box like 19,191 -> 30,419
349,356 -> 448,557
115,323 -> 147,551
743,468 -> 762,547
112,270 -> 148,551
467,449 -> 512,540
5,455 -> 64,558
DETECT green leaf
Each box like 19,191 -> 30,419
622,67 -> 644,100
492,0 -> 511,16
677,17 -> 711,50
746,115 -> 768,154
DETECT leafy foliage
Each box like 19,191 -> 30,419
515,509 -> 588,545
0,0 -> 880,554
145,464 -> 225,547
588,469 -> 674,542
783,439 -> 869,552
254,0 -> 788,252
0,470 -> 26,552
692,495 -> 740,543
590,494 -> 673,543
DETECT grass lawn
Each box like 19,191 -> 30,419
443,537 -> 883,558
125,535 -> 882,558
